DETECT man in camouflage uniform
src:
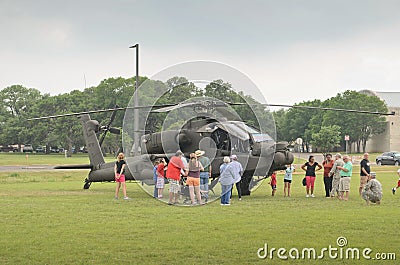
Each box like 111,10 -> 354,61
329,153 -> 344,198
362,172 -> 382,205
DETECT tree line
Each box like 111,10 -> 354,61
273,90 -> 388,153
0,76 -> 388,155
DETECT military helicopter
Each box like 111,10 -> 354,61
30,97 -> 394,196
31,99 -> 294,195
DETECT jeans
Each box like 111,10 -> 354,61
221,184 -> 233,204
154,180 -> 158,198
323,176 -> 333,197
200,172 -> 209,199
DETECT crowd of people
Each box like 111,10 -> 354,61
150,150 -> 245,206
268,152 -> 383,204
114,150 -> 398,206
152,150 -> 214,206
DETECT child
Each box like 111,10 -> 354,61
284,164 -> 295,197
153,160 -> 160,198
156,158 -> 167,198
392,169 -> 400,195
114,152 -> 130,200
269,172 -> 277,196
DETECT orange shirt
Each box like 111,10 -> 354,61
323,160 -> 334,177
166,156 -> 184,181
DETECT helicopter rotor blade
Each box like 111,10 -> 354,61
265,104 -> 395,116
151,102 -> 200,113
99,105 -> 120,147
27,100 -> 395,121
227,102 -> 395,116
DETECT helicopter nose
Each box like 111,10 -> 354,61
272,141 -> 294,168
274,150 -> 294,166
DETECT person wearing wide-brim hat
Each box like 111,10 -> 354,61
196,149 -> 212,202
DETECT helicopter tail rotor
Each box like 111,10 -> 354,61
99,105 -> 121,146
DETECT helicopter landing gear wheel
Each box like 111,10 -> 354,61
240,174 -> 253,196
83,180 -> 92,189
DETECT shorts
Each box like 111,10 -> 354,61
339,177 -> 351,192
168,179 -> 181,194
397,179 -> 400,187
271,185 -> 277,190
186,177 -> 200,186
360,175 -> 368,187
156,177 -> 164,188
284,179 -> 292,183
115,174 -> 125,182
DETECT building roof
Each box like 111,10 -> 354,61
359,90 -> 400,108
375,92 -> 400,108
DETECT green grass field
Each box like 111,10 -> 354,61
0,154 -> 399,264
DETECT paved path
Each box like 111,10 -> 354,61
0,165 -> 55,172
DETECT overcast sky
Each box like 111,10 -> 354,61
1,0 -> 400,105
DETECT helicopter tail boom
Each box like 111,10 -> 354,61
80,114 -> 105,168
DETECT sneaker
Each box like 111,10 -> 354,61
311,194 -> 315,198
392,188 -> 396,195
123,197 -> 131,200
306,194 -> 310,198
225,203 -> 231,206
220,203 -> 224,206
114,196 -> 118,200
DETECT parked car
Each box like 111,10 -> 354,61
50,146 -> 59,153
0,145 -> 19,152
23,144 -> 34,153
35,146 -> 46,153
376,151 -> 400,166
79,146 -> 88,153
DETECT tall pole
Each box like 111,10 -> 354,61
129,44 -> 140,156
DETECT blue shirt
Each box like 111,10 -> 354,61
230,160 -> 243,183
340,161 -> 353,177
284,165 -> 295,180
219,163 -> 235,185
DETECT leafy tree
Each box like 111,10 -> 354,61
310,125 -> 341,153
282,100 -> 323,152
322,90 -> 387,153
273,109 -> 289,142
0,85 -> 43,147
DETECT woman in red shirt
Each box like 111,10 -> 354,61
323,154 -> 334,198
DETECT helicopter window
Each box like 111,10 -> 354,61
245,125 -> 274,143
211,129 -> 229,151
211,129 -> 249,153
252,133 -> 273,143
